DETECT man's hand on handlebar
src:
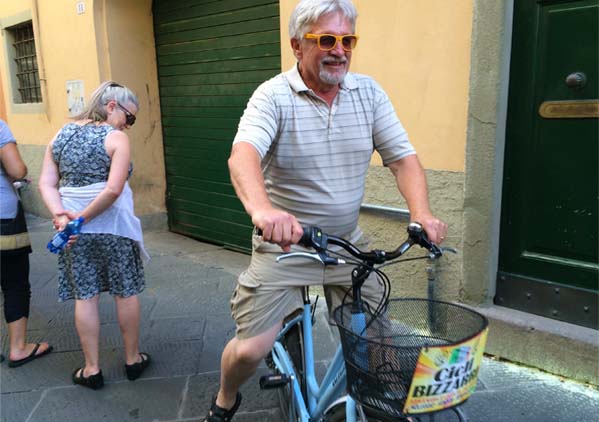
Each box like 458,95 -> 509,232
266,222 -> 446,267
411,214 -> 448,244
252,208 -> 303,252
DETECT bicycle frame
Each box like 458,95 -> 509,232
270,299 -> 359,422
264,224 -> 450,422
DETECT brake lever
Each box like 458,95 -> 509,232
428,244 -> 443,259
276,251 -> 345,266
440,246 -> 458,254
408,222 -> 444,259
276,252 -> 323,264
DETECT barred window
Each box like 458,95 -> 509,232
8,21 -> 42,103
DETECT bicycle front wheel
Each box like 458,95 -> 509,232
323,403 -> 468,422
322,402 -> 391,422
277,321 -> 306,421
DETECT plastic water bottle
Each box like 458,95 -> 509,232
47,217 -> 85,254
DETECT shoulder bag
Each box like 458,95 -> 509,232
0,200 -> 32,255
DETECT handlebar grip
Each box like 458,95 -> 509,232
407,222 -> 423,236
298,225 -> 314,247
408,222 -> 442,258
254,226 -> 316,248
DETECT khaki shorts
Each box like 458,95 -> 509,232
230,231 -> 385,339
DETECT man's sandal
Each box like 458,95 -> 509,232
203,392 -> 242,422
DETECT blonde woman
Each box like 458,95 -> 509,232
39,82 -> 149,390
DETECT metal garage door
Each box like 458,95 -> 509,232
153,0 -> 281,251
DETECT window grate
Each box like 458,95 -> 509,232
10,21 -> 42,103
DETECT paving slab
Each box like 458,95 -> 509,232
0,390 -> 42,422
28,377 -> 187,422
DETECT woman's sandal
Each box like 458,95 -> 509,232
72,368 -> 104,390
203,392 -> 242,422
125,352 -> 151,381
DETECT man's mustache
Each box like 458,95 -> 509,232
321,57 -> 347,65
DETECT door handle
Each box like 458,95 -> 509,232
565,72 -> 587,90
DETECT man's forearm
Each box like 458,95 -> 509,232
388,154 -> 448,243
389,155 -> 432,220
228,141 -> 302,249
228,142 -> 271,218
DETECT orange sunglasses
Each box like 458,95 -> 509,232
304,33 -> 359,51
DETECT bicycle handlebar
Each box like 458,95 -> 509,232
301,222 -> 442,263
257,222 -> 443,266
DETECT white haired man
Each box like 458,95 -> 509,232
203,0 -> 447,420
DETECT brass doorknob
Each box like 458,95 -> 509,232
565,72 -> 587,90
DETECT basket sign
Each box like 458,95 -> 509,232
403,327 -> 488,414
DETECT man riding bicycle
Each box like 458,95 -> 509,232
203,1 -> 447,420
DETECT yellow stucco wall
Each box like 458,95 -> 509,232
0,0 -> 165,217
0,1 -> 99,141
0,68 -> 6,121
279,0 -> 472,172
1,0 -> 469,215
99,0 -> 166,216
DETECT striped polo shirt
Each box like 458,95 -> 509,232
233,64 -> 416,238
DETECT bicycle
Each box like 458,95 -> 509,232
259,223 -> 488,421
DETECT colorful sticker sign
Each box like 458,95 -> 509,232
403,327 -> 488,414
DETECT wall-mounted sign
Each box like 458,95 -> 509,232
66,80 -> 85,117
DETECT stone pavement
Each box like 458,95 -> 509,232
1,215 -> 598,422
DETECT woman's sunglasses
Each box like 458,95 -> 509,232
304,33 -> 359,52
116,102 -> 136,126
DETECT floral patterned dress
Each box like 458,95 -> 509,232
52,123 -> 145,302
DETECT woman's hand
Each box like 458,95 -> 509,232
53,213 -> 70,231
53,211 -> 81,248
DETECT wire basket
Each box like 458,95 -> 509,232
333,298 -> 488,419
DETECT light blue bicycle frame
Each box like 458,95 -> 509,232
270,300 -> 359,422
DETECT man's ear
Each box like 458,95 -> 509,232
290,38 -> 302,60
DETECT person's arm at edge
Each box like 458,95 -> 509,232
0,143 -> 27,180
387,154 -> 447,244
228,141 -> 302,251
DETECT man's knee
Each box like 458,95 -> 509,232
233,323 -> 281,365
234,340 -> 269,365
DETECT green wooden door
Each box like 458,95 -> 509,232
153,0 -> 281,251
496,0 -> 598,328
